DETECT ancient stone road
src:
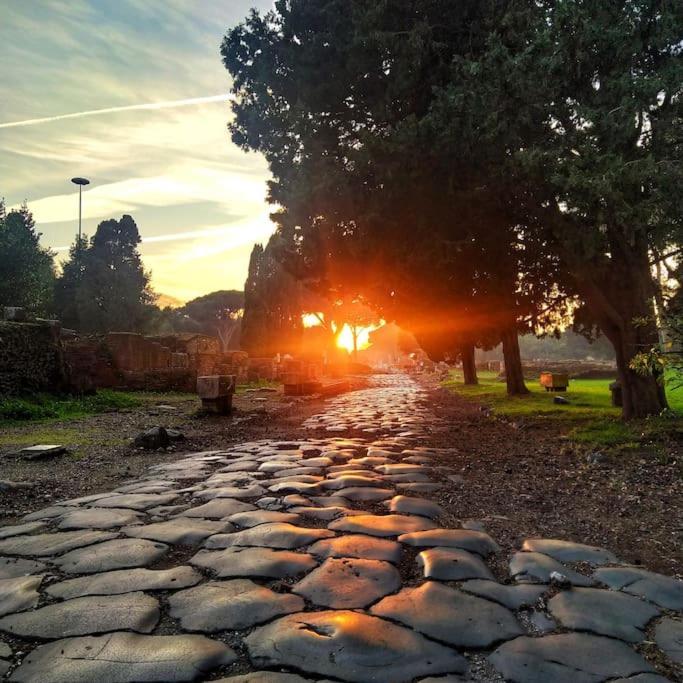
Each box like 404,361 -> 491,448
0,375 -> 681,682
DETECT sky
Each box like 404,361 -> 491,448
0,0 -> 275,304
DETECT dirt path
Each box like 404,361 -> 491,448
420,377 -> 683,578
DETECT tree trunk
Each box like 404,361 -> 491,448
501,326 -> 529,395
460,342 -> 478,385
574,239 -> 667,420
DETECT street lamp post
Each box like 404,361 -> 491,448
71,177 -> 90,244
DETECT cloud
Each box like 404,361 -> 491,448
0,94 -> 232,129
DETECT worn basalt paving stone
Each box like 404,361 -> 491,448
417,547 -> 495,581
611,676 -> 673,683
0,557 -> 45,579
0,575 -> 42,616
308,534 -> 403,563
169,579 -> 304,631
654,617 -> 683,664
459,579 -> 546,609
196,484 -> 268,500
87,493 -> 180,510
46,566 -> 202,600
289,506 -> 362,521
0,521 -> 46,539
329,514 -> 437,537
205,522 -> 334,549
123,518 -> 233,545
22,505 -> 72,522
55,538 -> 168,574
293,557 -> 401,608
548,587 -> 660,642
489,632 -> 656,683
371,580 -> 522,648
0,530 -> 117,557
522,538 -> 618,565
398,528 -> 500,556
322,475 -> 385,490
8,632 -> 236,683
0,592 -> 159,639
191,546 -> 317,578
595,567 -> 683,610
334,487 -> 395,502
229,510 -> 302,527
57,507 -> 143,530
509,552 -> 594,586
180,498 -> 256,519
215,673 -> 317,682
386,495 -> 443,519
245,610 -> 467,683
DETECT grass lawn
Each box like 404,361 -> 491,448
442,370 -> 683,448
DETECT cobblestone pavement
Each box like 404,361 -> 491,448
0,375 -> 681,682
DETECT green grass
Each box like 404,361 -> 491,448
0,390 -> 143,425
442,370 -> 683,448
235,379 -> 280,395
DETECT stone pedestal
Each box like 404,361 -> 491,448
197,375 -> 236,414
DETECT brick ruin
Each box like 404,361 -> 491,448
0,309 -> 250,395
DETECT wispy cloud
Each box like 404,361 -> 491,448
0,94 -> 231,129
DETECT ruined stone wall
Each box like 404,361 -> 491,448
0,321 -> 65,394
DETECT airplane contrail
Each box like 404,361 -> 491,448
0,94 -> 232,130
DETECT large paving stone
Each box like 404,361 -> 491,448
459,580 -> 546,609
329,514 -> 437,537
0,575 -> 42,616
169,579 -> 304,631
654,617 -> 683,664
205,522 -> 334,549
371,581 -> 522,648
289,505 -> 361,521
386,495 -> 443,519
308,534 -> 402,563
55,538 -> 168,574
595,567 -> 683,610
522,538 -> 618,565
229,510 -> 302,527
0,521 -> 46,539
245,610 -> 467,682
334,487 -> 395,502
46,566 -> 202,599
548,587 -> 660,642
123,518 -> 232,545
195,484 -> 268,500
417,547 -> 495,581
0,530 -> 117,557
8,632 -> 236,682
87,493 -> 180,510
216,674 -> 316,682
0,592 -> 159,639
489,632 -> 656,683
510,552 -> 594,586
611,676 -> 673,683
398,528 -> 500,556
191,547 -> 317,578
0,556 -> 46,579
58,508 -> 143,530
322,475 -> 385,490
180,498 -> 256,518
293,557 -> 401,608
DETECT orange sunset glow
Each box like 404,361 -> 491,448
301,312 -> 385,353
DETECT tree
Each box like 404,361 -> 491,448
54,215 -> 156,333
179,290 -> 244,350
0,200 -> 55,315
223,0 -> 681,417
240,235 -> 304,356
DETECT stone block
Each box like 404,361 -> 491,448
197,375 -> 235,399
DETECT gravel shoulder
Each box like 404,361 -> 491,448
421,376 -> 683,577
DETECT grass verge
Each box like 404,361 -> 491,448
442,370 -> 683,449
